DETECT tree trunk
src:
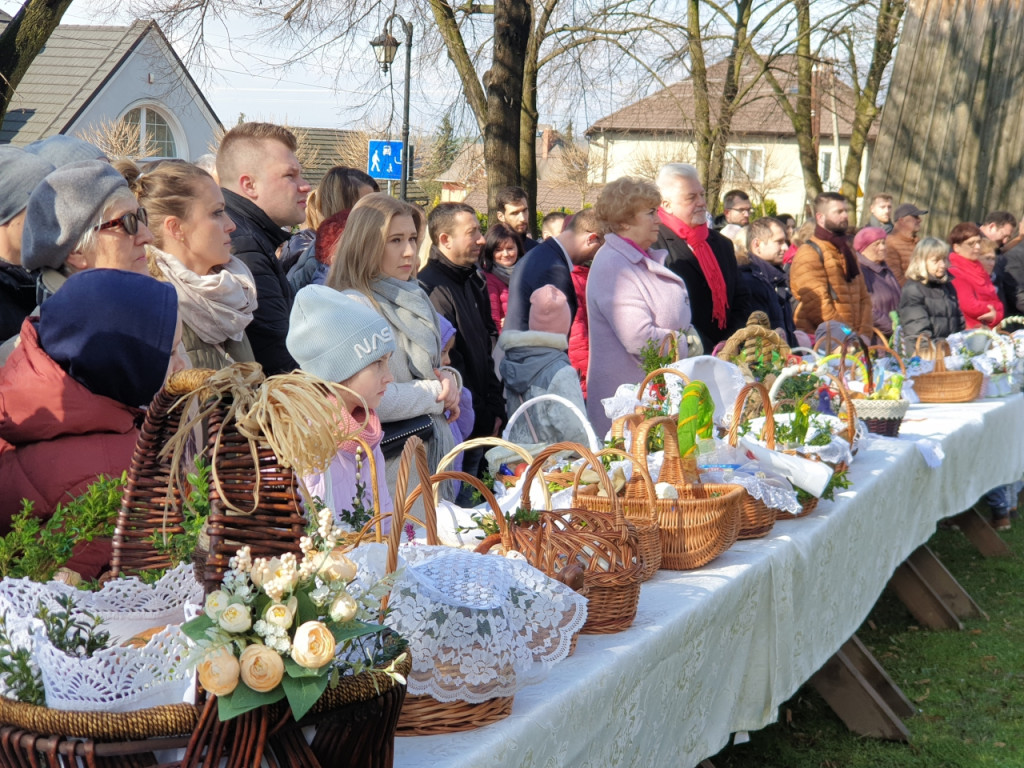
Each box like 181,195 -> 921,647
519,7 -> 543,237
485,0 -> 531,222
0,0 -> 75,124
687,0 -> 714,195
841,0 -> 907,217
792,0 -> 823,209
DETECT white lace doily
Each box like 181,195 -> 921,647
37,625 -> 195,712
744,414 -> 855,466
348,544 -> 587,703
0,564 -> 203,644
700,465 -> 802,515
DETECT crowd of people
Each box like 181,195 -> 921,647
1,122 -> 1020,568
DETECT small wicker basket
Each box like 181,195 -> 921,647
912,338 -> 984,403
727,382 -> 778,539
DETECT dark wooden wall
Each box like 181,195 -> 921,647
867,0 -> 1024,238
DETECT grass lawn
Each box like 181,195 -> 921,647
713,521 -> 1023,768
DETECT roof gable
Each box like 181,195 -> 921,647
586,55 -> 874,141
0,20 -> 151,145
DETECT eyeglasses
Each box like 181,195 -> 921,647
730,206 -> 753,213
95,208 -> 149,235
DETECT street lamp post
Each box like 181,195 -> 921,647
370,14 -> 413,201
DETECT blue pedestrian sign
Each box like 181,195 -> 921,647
368,140 -> 403,181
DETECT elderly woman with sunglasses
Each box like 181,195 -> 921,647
20,160 -> 155,305
0,161 -> 156,365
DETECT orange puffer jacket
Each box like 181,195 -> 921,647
789,236 -> 874,337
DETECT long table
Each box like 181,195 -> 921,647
393,395 -> 1024,768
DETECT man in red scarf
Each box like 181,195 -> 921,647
654,163 -> 739,350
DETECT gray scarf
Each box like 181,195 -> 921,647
368,276 -> 454,489
150,247 -> 257,344
369,276 -> 442,378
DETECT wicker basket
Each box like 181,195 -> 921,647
569,443 -> 662,580
727,383 -> 778,539
912,338 -> 984,403
0,364 -> 411,768
515,443 -> 644,634
715,311 -> 792,377
837,335 -> 911,437
633,417 -> 744,569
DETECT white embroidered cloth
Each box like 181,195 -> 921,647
347,544 -> 587,702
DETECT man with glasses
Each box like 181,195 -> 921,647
217,122 -> 311,375
719,189 -> 753,228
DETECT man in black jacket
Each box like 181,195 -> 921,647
419,203 -> 505,451
217,122 -> 311,375
503,207 -> 602,332
655,163 -> 739,350
744,217 -> 800,345
494,186 -> 539,252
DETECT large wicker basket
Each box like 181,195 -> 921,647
514,443 -> 644,634
727,383 -> 778,539
912,338 -> 984,403
634,417 -> 744,569
0,366 -> 410,768
833,334 -> 910,437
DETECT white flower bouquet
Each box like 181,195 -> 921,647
181,507 -> 406,721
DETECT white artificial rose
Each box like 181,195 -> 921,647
264,601 -> 295,630
239,643 -> 285,692
317,549 -> 357,583
328,591 -> 358,624
218,602 -> 253,633
290,621 -> 336,669
205,590 -> 230,619
198,646 -> 239,697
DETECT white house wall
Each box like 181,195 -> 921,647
590,132 -> 873,221
69,30 -> 220,161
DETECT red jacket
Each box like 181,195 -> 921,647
0,319 -> 141,577
948,252 -> 1004,329
484,270 -> 510,332
569,264 -> 590,397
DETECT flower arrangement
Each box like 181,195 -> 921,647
181,507 -> 406,722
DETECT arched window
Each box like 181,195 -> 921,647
122,106 -> 178,158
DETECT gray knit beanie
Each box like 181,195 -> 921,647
0,147 -> 54,225
24,135 -> 106,167
287,286 -> 396,383
21,161 -> 129,271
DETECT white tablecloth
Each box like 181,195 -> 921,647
394,395 -> 1024,768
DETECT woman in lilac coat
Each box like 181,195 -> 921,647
586,177 -> 694,435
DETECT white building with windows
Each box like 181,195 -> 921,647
0,14 -> 221,160
584,56 -> 877,219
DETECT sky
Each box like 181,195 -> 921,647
0,0 -> 637,138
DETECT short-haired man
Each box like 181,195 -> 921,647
885,202 -> 927,286
494,186 -> 538,251
655,163 -> 739,349
0,147 -> 54,339
868,193 -> 894,234
541,211 -> 567,240
743,217 -> 799,345
504,208 -> 602,332
789,192 -> 873,339
721,189 -> 752,227
217,122 -> 311,375
995,215 -> 1024,316
419,203 -> 505,456
980,211 -> 1017,251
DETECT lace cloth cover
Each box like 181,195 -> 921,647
0,564 -> 202,711
347,544 -> 587,703
744,414 -> 856,466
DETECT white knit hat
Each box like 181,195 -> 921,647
287,286 -> 396,382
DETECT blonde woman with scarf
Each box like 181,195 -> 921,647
121,160 -> 257,369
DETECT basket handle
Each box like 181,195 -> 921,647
434,436 -> 549,506
403,469 -> 508,542
520,442 -> 627,533
393,436 -> 439,546
579,446 -> 658,507
637,366 -> 691,399
634,415 -> 695,486
838,333 -> 874,394
502,393 -> 600,452
728,382 -> 775,449
767,365 -> 857,448
610,413 -> 645,450
868,344 -> 906,377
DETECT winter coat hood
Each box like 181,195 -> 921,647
498,329 -> 570,395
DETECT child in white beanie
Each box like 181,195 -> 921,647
497,286 -> 588,448
287,285 -> 396,532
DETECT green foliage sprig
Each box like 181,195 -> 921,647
0,474 -> 125,582
152,458 -> 211,567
